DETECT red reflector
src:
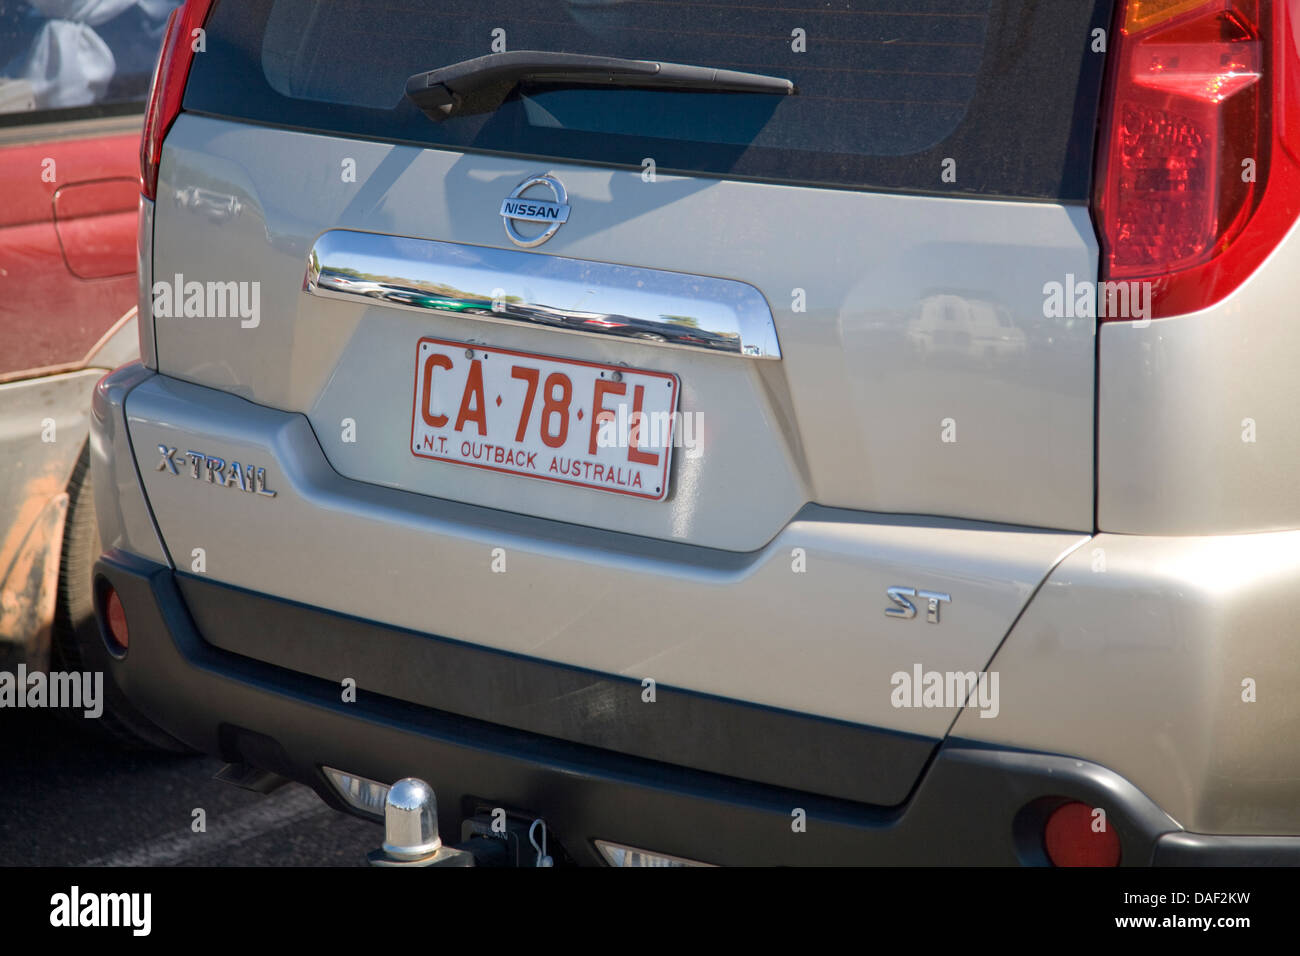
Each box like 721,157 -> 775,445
140,0 -> 215,200
104,588 -> 129,652
1044,801 -> 1121,867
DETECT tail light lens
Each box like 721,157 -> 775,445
1095,0 -> 1300,317
140,0 -> 214,200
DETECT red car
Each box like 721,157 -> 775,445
0,1 -> 181,748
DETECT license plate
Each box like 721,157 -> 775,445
410,337 -> 679,500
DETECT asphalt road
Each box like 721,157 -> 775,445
0,709 -> 381,867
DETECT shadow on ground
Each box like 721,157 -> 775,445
0,709 -> 378,866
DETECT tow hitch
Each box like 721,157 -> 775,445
366,777 -> 556,867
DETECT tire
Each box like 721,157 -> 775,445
50,444 -> 193,753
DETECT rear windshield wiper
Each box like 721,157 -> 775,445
406,50 -> 795,121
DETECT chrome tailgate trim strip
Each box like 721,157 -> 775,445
303,229 -> 781,359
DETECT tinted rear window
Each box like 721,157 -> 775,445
187,0 -> 1113,200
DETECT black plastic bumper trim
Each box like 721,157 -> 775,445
1153,832 -> 1300,866
174,571 -> 932,807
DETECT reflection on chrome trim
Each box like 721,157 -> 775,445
303,229 -> 781,359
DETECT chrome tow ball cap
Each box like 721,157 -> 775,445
368,777 -> 473,867
382,777 -> 442,860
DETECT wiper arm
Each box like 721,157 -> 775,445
406,50 -> 795,120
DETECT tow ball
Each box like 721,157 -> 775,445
366,777 -> 553,867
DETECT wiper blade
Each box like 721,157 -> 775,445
406,50 -> 795,120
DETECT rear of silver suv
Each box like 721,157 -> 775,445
90,0 -> 1300,865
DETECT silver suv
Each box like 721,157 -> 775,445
91,0 -> 1300,865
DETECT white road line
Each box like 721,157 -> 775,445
81,784 -> 332,867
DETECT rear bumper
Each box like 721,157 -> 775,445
93,548 -> 1300,865
90,363 -> 1300,863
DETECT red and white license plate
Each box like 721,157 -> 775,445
409,337 -> 679,500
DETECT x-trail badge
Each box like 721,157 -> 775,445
499,174 -> 570,248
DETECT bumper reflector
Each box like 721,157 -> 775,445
103,586 -> 129,653
595,840 -> 712,867
323,767 -> 389,818
1044,801 -> 1122,867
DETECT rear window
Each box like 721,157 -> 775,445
186,0 -> 1113,200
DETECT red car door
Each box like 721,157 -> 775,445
0,3 -> 179,665
0,123 -> 139,381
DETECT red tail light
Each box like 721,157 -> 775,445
1095,0 -> 1300,318
140,0 -> 215,200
